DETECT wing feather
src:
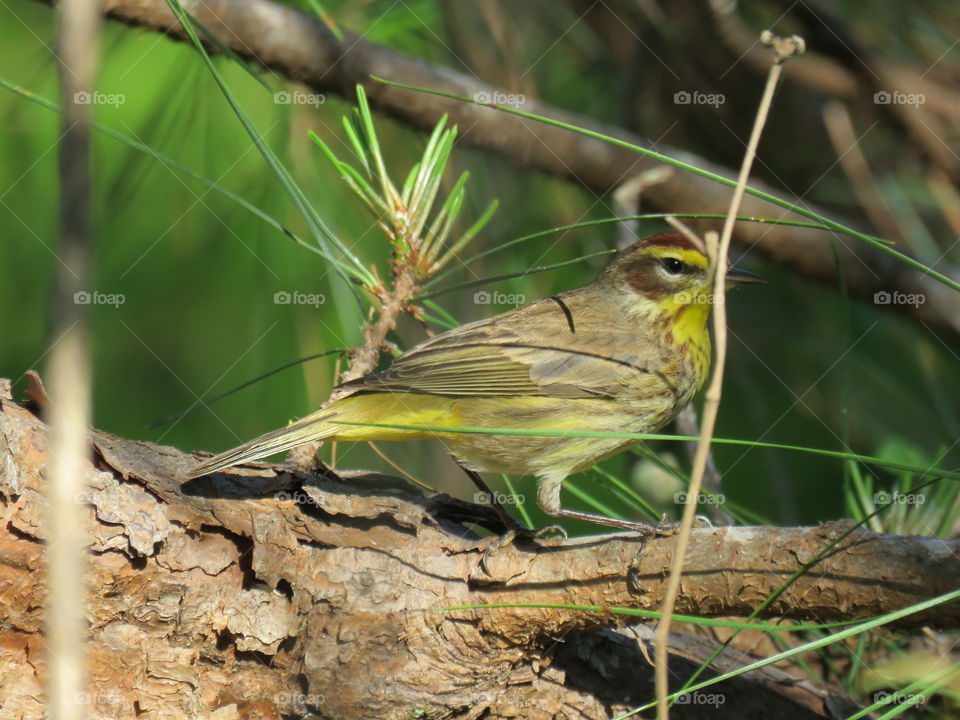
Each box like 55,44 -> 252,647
344,293 -> 671,399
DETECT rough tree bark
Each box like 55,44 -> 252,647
1,380 -> 958,719
29,0 -> 960,336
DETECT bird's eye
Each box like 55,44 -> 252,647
660,257 -> 685,275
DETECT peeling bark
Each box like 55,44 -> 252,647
1,385 -> 956,718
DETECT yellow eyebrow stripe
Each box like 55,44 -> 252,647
645,246 -> 709,269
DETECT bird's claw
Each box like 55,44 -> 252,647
649,515 -> 714,536
532,523 -> 567,540
693,514 -> 715,528
479,523 -> 567,573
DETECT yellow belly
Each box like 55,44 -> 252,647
327,388 -> 688,481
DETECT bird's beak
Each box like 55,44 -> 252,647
725,266 -> 765,287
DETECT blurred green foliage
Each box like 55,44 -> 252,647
2,0 -> 958,536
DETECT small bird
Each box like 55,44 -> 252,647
186,232 -> 762,534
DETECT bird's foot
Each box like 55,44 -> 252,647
480,522 -> 567,574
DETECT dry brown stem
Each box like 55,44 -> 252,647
339,265 -> 419,385
286,226 -> 421,471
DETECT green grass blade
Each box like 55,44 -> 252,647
422,171 -> 468,263
0,77 -> 314,251
500,474 -> 533,528
420,299 -> 460,330
186,10 -> 272,92
328,420 -> 960,480
166,0 -> 374,287
845,661 -> 960,719
564,479 -> 626,520
408,127 -> 455,242
308,131 -> 387,214
439,603 -> 900,634
619,589 -> 960,717
589,465 -> 661,520
425,213 -> 832,289
400,161 -> 421,205
340,114 -> 372,177
417,248 -> 620,301
301,0 -> 344,42
435,199 -> 500,271
148,348 -> 347,427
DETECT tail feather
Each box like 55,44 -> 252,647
184,408 -> 338,479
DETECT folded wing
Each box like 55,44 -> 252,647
345,295 -> 668,400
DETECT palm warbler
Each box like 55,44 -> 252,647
187,232 -> 761,533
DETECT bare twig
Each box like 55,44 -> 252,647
286,267 -> 420,472
662,216 -> 729,525
46,0 -> 101,716
664,215 -> 706,255
653,32 -> 805,720
366,441 -> 432,491
339,265 -> 419,384
709,0 -> 960,179
672,405 -> 732,526
612,166 -> 673,248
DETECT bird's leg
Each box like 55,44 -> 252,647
458,465 -> 527,534
457,465 -> 565,573
548,507 -> 678,535
537,476 -> 678,536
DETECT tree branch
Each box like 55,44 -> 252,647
1,384 -> 956,717
31,0 -> 960,336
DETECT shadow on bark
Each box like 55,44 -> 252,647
1,380 -> 955,718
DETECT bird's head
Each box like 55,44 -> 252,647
602,232 -> 763,314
